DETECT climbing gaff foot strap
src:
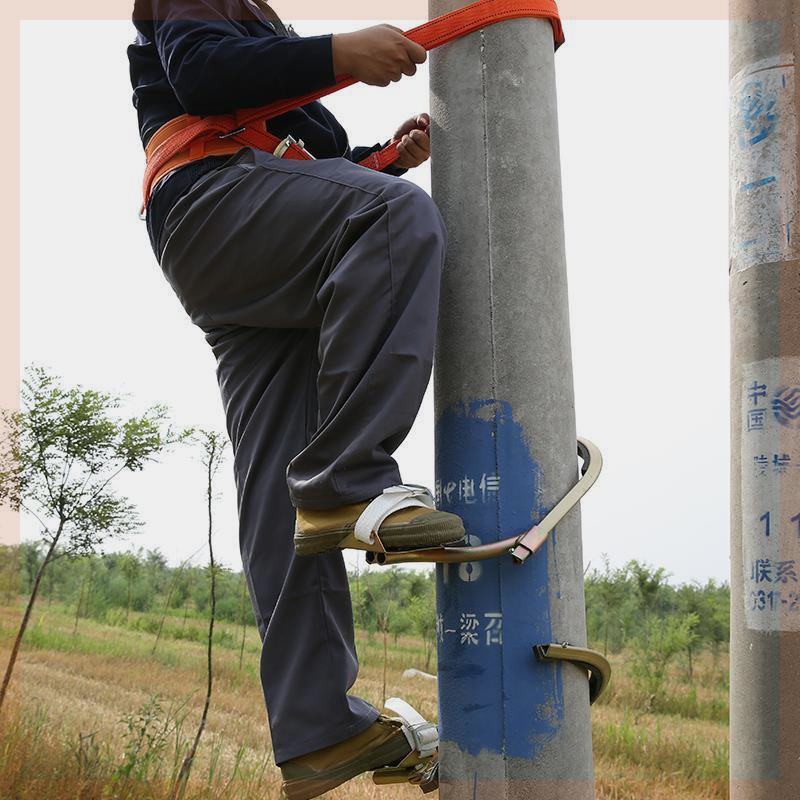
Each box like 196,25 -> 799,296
334,485 -> 436,553
372,698 -> 439,792
141,0 -> 565,211
534,643 -> 611,705
367,437 -> 602,566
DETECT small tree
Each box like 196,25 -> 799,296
120,551 -> 142,624
0,545 -> 18,605
152,545 -> 205,656
72,556 -> 95,636
0,366 -> 184,715
407,595 -> 436,672
173,430 -> 228,798
364,576 -> 398,708
19,541 -> 42,595
629,613 -> 699,711
238,575 -> 250,671
593,557 -> 629,655
629,561 -> 669,616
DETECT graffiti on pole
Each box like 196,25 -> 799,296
730,56 -> 797,273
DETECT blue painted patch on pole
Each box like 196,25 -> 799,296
435,400 -> 563,760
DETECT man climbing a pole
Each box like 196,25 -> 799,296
128,0 -> 463,796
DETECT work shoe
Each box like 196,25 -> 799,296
294,485 -> 465,556
280,715 -> 413,800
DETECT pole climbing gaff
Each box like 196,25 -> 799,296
364,439 -> 600,566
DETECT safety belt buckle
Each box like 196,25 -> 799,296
274,134 -> 314,160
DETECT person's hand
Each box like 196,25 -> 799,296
332,25 -> 427,86
392,113 -> 431,169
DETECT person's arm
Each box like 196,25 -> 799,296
352,113 -> 431,175
351,142 -> 408,177
144,0 -> 336,115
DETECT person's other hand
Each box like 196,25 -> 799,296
332,25 -> 426,86
392,113 -> 431,169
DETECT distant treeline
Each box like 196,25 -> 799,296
585,558 -> 729,656
0,544 -> 729,654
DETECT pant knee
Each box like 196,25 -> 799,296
384,182 -> 447,266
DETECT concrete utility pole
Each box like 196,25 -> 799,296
429,3 -> 593,798
730,2 -> 800,797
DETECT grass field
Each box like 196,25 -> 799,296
0,598 -> 728,799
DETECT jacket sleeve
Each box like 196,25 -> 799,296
143,0 -> 336,116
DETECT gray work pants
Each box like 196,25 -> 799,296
156,147 -> 446,763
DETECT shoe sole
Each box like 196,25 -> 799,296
294,514 -> 465,557
282,735 -> 413,800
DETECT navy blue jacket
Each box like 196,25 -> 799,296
128,0 -> 403,255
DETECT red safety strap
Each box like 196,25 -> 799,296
142,0 -> 564,212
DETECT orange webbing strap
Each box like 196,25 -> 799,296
142,0 -> 564,212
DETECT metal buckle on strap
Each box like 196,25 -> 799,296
274,134 -> 313,159
403,720 -> 439,759
384,697 -> 439,759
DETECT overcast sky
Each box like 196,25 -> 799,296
19,19 -> 729,583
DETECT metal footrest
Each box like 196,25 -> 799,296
365,438 -> 602,566
373,759 -> 439,793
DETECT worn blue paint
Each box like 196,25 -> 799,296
435,399 -> 563,760
741,176 -> 777,192
738,80 -> 779,147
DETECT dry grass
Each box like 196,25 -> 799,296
0,600 -> 728,799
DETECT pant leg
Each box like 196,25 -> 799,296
203,323 -> 377,764
156,148 -> 445,762
159,147 -> 447,508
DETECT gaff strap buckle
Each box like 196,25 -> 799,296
353,486 -> 436,547
385,697 -> 439,759
373,698 -> 439,793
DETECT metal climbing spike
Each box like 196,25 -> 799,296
534,643 -> 612,705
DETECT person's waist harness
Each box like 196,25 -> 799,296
140,0 -> 564,216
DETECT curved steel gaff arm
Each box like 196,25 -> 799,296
534,643 -> 611,705
367,438 -> 602,567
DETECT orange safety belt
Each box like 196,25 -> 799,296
141,0 -> 564,215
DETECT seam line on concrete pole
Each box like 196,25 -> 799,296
479,24 -> 510,777
480,28 -> 501,412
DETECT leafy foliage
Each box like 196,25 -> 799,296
585,558 -> 729,656
0,367 -> 189,714
1,366 -> 189,556
629,613 -> 699,708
